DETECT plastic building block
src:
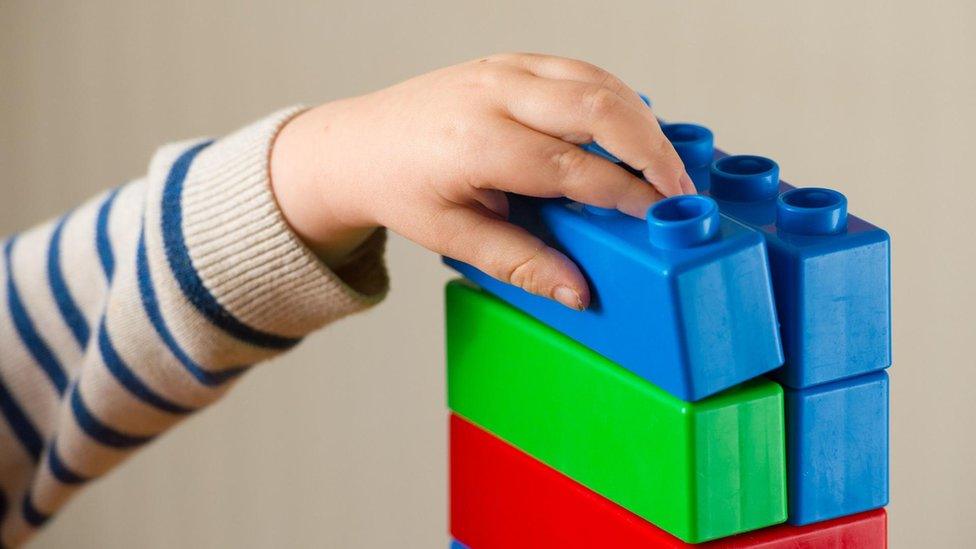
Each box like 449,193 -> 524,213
450,413 -> 888,548
785,370 -> 889,525
663,122 -> 715,190
445,280 -> 786,543
450,542 -> 468,549
661,122 -> 891,388
444,192 -> 783,402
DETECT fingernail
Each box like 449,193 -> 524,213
679,173 -> 697,195
553,285 -> 583,311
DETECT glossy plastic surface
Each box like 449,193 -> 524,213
445,281 -> 787,543
663,122 -> 715,191
443,194 -> 782,402
646,195 -> 720,249
450,414 -> 887,549
661,122 -> 891,388
785,371 -> 889,525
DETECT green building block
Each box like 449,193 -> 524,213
446,280 -> 787,543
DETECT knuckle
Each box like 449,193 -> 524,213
475,65 -> 508,89
577,64 -> 635,106
652,132 -> 675,153
582,86 -> 622,121
506,244 -> 549,293
636,134 -> 677,171
566,57 -> 608,81
550,147 -> 590,185
600,73 -> 627,97
589,64 -> 615,87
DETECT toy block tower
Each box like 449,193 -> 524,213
443,105 -> 890,548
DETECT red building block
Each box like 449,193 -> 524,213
450,414 -> 887,549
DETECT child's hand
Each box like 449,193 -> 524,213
270,53 -> 693,310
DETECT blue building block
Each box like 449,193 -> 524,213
451,541 -> 469,549
784,370 -> 889,525
661,122 -> 891,388
444,193 -> 783,402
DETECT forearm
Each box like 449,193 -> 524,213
0,107 -> 388,546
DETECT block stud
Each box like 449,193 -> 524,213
710,155 -> 780,201
776,187 -> 848,235
646,195 -> 719,249
662,123 -> 714,169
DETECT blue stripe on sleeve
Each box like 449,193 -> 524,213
0,374 -> 43,463
48,213 -> 91,348
136,230 -> 248,387
160,141 -> 301,350
46,439 -> 89,485
96,188 -> 121,281
20,492 -> 48,527
70,387 -> 153,449
4,237 -> 68,395
97,317 -> 193,415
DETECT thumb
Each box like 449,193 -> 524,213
431,206 -> 589,310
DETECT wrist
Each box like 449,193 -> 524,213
270,103 -> 378,268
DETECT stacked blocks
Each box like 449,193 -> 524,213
450,414 -> 887,549
447,281 -> 786,541
663,121 -> 891,525
444,109 -> 890,547
444,193 -> 783,401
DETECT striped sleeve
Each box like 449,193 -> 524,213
0,107 -> 389,547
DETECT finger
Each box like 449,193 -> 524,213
499,74 -> 690,198
432,205 -> 589,310
491,53 -> 651,115
472,121 -> 663,218
679,171 -> 697,195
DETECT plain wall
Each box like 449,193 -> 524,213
1,1 -> 973,547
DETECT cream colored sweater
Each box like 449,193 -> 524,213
0,107 -> 389,547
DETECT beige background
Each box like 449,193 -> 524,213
1,1 -> 973,547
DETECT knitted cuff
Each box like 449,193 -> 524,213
176,106 -> 389,339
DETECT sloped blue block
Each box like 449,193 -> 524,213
444,193 -> 783,402
784,370 -> 889,525
662,122 -> 891,388
451,541 -> 469,549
